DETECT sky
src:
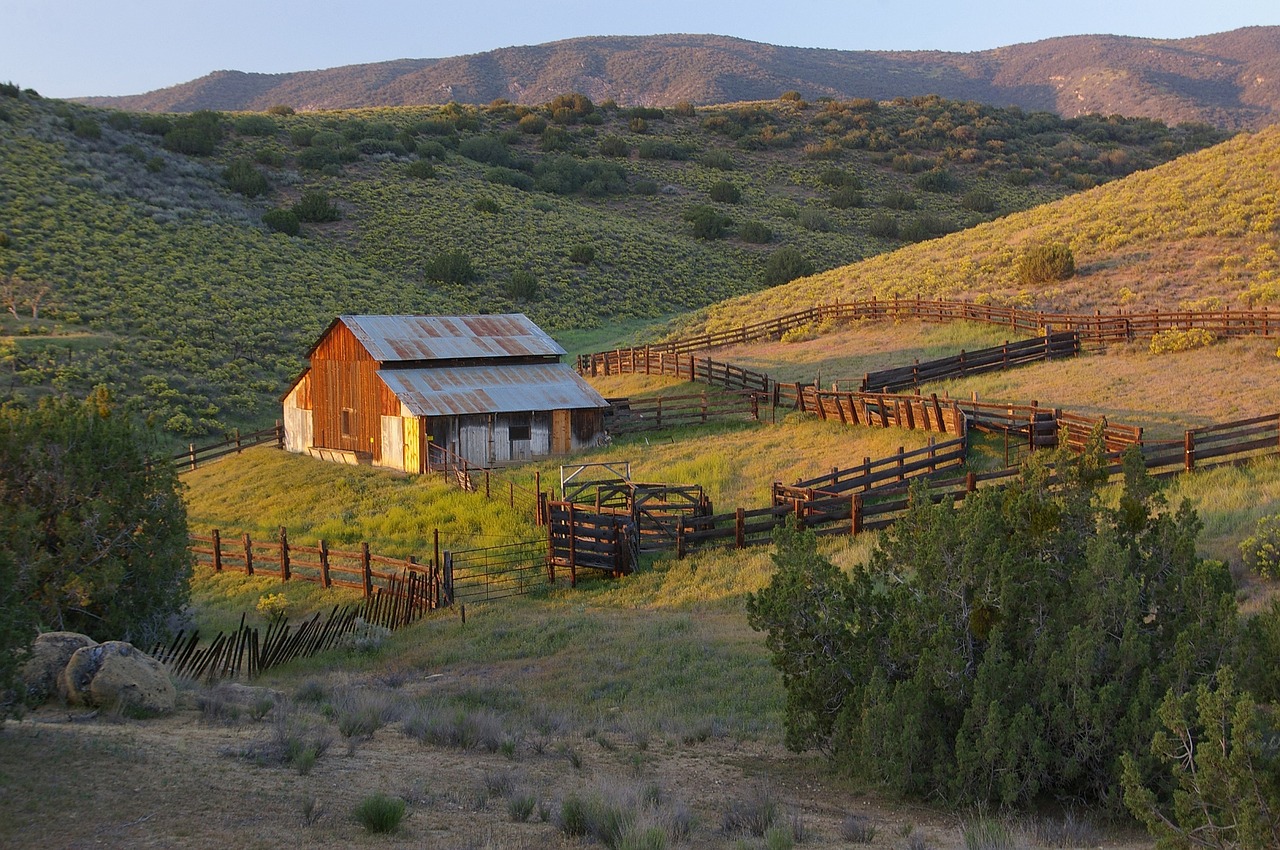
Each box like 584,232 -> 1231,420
4,1 -> 1279,99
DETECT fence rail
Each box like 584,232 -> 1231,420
861,332 -> 1080,393
606,391 -> 762,433
578,297 -> 1280,360
173,423 -> 284,473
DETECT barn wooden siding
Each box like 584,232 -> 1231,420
309,322 -> 399,462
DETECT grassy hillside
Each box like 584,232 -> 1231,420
0,86 -> 1220,440
77,29 -> 1280,130
693,124 -> 1280,335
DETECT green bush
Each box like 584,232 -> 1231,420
163,110 -> 223,156
540,126 -> 573,152
683,205 -> 733,240
473,197 -> 501,214
819,168 -> 862,188
829,186 -> 864,209
881,190 -> 917,210
761,247 -> 815,286
224,159 -> 270,197
1240,515 -> 1280,578
291,191 -> 340,223
534,156 -> 626,196
796,208 -> 831,232
458,135 -> 510,166
353,793 -> 406,834
746,449 -> 1241,807
407,159 -> 437,179
485,166 -> 531,190
961,189 -> 998,213
506,270 -> 538,301
517,113 -> 547,134
424,250 -> 476,284
137,114 -> 172,136
916,168 -> 959,193
1016,243 -> 1075,284
866,212 -> 899,239
266,104 -> 294,115
701,150 -> 735,170
672,100 -> 695,117
738,221 -> 773,243
568,244 -> 596,264
72,117 -> 101,140
0,392 -> 191,646
599,135 -> 630,157
637,140 -> 688,160
900,212 -> 951,242
233,114 -> 277,136
708,181 -> 742,204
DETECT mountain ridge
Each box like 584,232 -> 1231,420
75,29 -> 1280,129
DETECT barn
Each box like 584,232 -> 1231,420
282,314 -> 609,471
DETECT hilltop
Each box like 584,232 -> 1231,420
692,124 -> 1280,335
75,28 -> 1280,130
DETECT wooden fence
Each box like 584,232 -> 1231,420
173,423 -> 283,473
674,412 -> 1280,558
794,387 -> 967,435
578,297 -> 1280,359
860,332 -> 1079,393
772,436 -> 968,504
546,500 -> 637,581
606,391 -> 763,433
426,441 -> 548,524
578,349 -> 771,393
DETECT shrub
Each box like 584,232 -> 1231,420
796,208 -> 830,232
506,270 -> 538,300
881,190 -> 917,210
1149,328 -> 1215,354
961,189 -> 998,213
291,191 -> 340,223
1016,243 -> 1075,284
163,110 -> 223,156
266,104 -> 294,115
819,168 -> 862,188
224,159 -> 270,197
746,450 -> 1241,807
0,392 -> 191,646
473,197 -> 501,214
721,785 -> 778,836
829,186 -> 864,209
599,135 -> 630,157
762,247 -> 815,286
840,814 -> 876,843
1240,515 -> 1280,578
672,100 -> 695,117
262,208 -> 300,236
701,150 -> 735,170
738,221 -> 773,243
637,140 -> 688,160
407,159 -> 437,179
72,117 -> 101,140
233,114 -> 277,136
708,181 -> 742,203
900,212 -> 951,242
916,168 -> 959,193
353,794 -> 406,834
0,81 -> 19,99
458,135 -> 510,166
866,212 -> 899,239
424,250 -> 476,284
568,244 -> 596,264
517,113 -> 547,134
137,114 -> 173,136
682,205 -> 732,240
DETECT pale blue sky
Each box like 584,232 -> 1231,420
4,0 -> 1278,99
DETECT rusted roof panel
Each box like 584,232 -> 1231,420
378,363 -> 609,417
339,314 -> 565,362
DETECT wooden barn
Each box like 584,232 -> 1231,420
282,314 -> 609,471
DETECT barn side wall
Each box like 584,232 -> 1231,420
282,376 -> 313,454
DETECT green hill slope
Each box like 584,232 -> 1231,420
0,88 -> 1225,439
694,125 -> 1280,334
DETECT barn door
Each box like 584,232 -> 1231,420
403,416 -> 423,473
552,409 -> 572,455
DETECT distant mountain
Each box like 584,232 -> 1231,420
76,29 -> 1280,129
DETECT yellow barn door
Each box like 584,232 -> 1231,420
404,416 -> 423,473
552,410 -> 572,455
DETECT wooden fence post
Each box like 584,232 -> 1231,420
1184,430 -> 1195,472
566,503 -> 577,588
966,472 -> 977,493
279,526 -> 290,581
535,472 -> 543,524
362,542 -> 372,598
319,539 -> 331,588
676,522 -> 686,560
275,419 -> 284,449
852,494 -> 863,536
243,532 -> 253,575
484,470 -> 490,500
212,529 -> 222,572
189,443 -> 197,472
897,446 -> 905,481
735,507 -> 745,549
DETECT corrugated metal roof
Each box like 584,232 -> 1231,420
340,314 -> 565,362
378,363 -> 609,417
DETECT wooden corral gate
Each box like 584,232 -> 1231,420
547,501 -> 637,582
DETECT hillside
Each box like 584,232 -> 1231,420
0,87 -> 1220,441
75,28 -> 1280,130
692,124 -> 1280,335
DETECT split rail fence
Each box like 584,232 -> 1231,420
606,390 -> 763,433
577,297 -> 1280,360
173,423 -> 284,473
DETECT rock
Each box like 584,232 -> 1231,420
61,641 -> 176,716
20,631 -> 97,704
